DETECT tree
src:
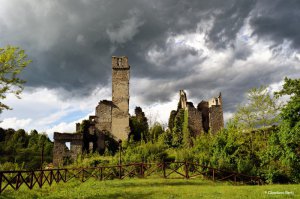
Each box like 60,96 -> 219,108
275,77 -> 300,128
0,128 -> 53,170
233,86 -> 280,130
149,122 -> 164,142
0,45 -> 31,112
172,109 -> 185,146
129,107 -> 149,142
273,77 -> 300,182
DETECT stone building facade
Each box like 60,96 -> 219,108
169,90 -> 224,136
53,56 -> 130,166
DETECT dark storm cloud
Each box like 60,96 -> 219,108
0,0 -> 250,91
250,0 -> 300,50
208,0 -> 256,49
1,0 -> 299,114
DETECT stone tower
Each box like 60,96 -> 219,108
208,93 -> 224,134
53,56 -> 131,166
111,56 -> 130,140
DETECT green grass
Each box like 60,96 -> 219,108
0,178 -> 299,199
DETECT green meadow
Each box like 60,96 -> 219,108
0,178 -> 299,199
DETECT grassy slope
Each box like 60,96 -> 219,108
0,178 -> 299,199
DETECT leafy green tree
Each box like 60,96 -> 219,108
0,45 -> 31,112
275,77 -> 300,128
172,109 -> 184,146
233,86 -> 280,130
159,129 -> 173,147
182,110 -> 192,147
274,77 -> 300,182
0,128 -> 53,170
149,122 -> 164,142
168,110 -> 177,131
129,107 -> 149,142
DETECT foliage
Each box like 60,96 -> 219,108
149,122 -> 164,142
168,110 -> 177,131
168,109 -> 193,147
1,80 -> 300,185
122,139 -> 168,163
129,107 -> 149,142
102,131 -> 119,155
78,120 -> 119,155
275,77 -> 300,127
79,120 -> 90,134
69,81 -> 299,184
160,129 -> 173,147
70,153 -> 113,168
129,117 -> 147,141
0,45 -> 31,112
0,128 -> 53,170
233,86 -> 280,130
171,109 -> 185,147
0,162 -> 24,171
272,77 -> 300,183
182,109 -> 192,147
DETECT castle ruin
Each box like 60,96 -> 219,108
168,90 -> 224,136
53,56 -> 130,166
53,56 -> 224,166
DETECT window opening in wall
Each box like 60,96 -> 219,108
65,142 -> 71,150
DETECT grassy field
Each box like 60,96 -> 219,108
0,178 -> 299,199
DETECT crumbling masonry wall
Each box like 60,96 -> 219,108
53,132 -> 83,166
169,90 -> 224,136
197,101 -> 209,132
95,100 -> 112,133
53,56 -> 130,166
187,104 -> 203,137
208,94 -> 224,134
209,105 -> 224,134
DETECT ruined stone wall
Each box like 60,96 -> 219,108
197,101 -> 209,132
95,100 -> 112,133
53,132 -> 83,166
53,140 -> 67,166
53,56 -> 131,166
208,93 -> 222,107
111,56 -> 130,140
179,90 -> 187,109
209,105 -> 224,134
187,104 -> 204,137
169,90 -> 224,136
70,139 -> 83,161
96,132 -> 106,154
208,93 -> 224,134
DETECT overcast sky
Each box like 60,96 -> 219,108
0,0 -> 299,139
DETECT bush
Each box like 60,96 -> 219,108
122,141 -> 169,163
70,153 -> 112,168
0,162 -> 24,171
